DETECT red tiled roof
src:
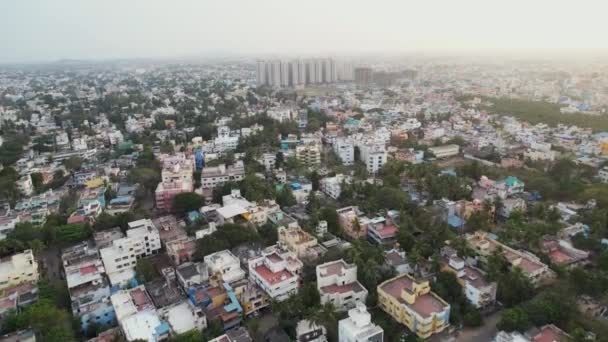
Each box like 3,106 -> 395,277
254,264 -> 295,285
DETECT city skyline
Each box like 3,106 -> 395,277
1,0 -> 608,63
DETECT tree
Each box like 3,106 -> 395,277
30,173 -> 43,193
172,192 -> 204,213
136,258 -> 159,283
309,170 -> 320,191
276,186 -> 296,208
63,156 -> 83,172
498,307 -> 530,332
318,208 -> 339,235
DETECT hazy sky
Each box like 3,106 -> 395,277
1,0 -> 607,63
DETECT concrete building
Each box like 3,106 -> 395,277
338,302 -> 384,342
333,138 -> 355,166
320,174 -> 351,200
0,250 -> 38,291
155,153 -> 194,211
278,225 -> 326,260
110,286 -> 170,341
62,242 -> 114,331
316,260 -> 367,312
204,250 -> 246,285
441,248 -> 497,308
359,144 -> 387,174
354,68 -> 373,86
100,220 -> 161,287
377,274 -> 450,339
296,144 -> 321,167
337,206 -> 367,240
200,161 -> 245,189
248,246 -> 303,301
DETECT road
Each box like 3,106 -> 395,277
454,311 -> 501,342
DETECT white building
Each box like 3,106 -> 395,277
213,126 -> 240,153
16,175 -> 34,196
320,174 -> 351,200
248,247 -> 302,301
260,153 -> 276,172
204,250 -> 246,284
200,161 -> 245,189
100,220 -> 161,287
317,260 -> 367,312
359,144 -> 387,174
338,302 -> 384,342
333,138 -> 354,166
111,286 -> 170,341
0,250 -> 38,290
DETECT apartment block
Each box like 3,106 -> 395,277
248,246 -> 303,301
296,144 -> 321,167
100,220 -> 161,287
62,242 -> 115,331
378,274 -> 450,339
333,139 -> 354,166
316,260 -> 367,312
200,161 -> 245,189
320,174 -> 351,200
337,206 -> 367,240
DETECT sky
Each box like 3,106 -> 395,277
1,0 -> 607,63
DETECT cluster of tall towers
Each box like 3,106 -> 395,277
256,58 -> 354,87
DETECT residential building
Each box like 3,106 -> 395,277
175,262 -> 209,289
377,274 -> 450,339
278,225 -> 327,260
367,222 -> 398,247
441,248 -> 497,308
359,144 -> 387,174
338,302 -> 384,342
231,278 -> 269,317
248,246 -> 302,301
540,236 -> 589,268
0,250 -> 38,291
296,144 -> 321,167
316,260 -> 367,312
333,139 -> 354,166
158,300 -> 207,335
62,242 -> 114,331
204,250 -> 246,285
155,153 -> 194,211
599,166 -> 608,183
200,161 -> 245,189
466,231 -> 552,286
337,206 -> 368,240
297,320 -> 328,342
100,220 -> 161,287
320,174 -> 351,200
110,286 -> 170,341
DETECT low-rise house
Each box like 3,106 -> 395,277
231,278 -> 269,317
278,225 -> 327,260
316,260 -> 367,312
176,262 -> 209,289
110,286 -> 170,342
385,248 -> 412,275
377,274 -> 451,339
158,300 -> 207,335
0,250 -> 38,291
338,302 -> 384,342
200,161 -> 245,189
320,174 -> 351,200
541,236 -> 589,268
441,248 -> 497,308
367,221 -> 398,247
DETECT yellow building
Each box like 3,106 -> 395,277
0,250 -> 39,290
377,274 -> 450,339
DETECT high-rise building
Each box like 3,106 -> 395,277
256,58 -> 353,88
354,67 -> 373,85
